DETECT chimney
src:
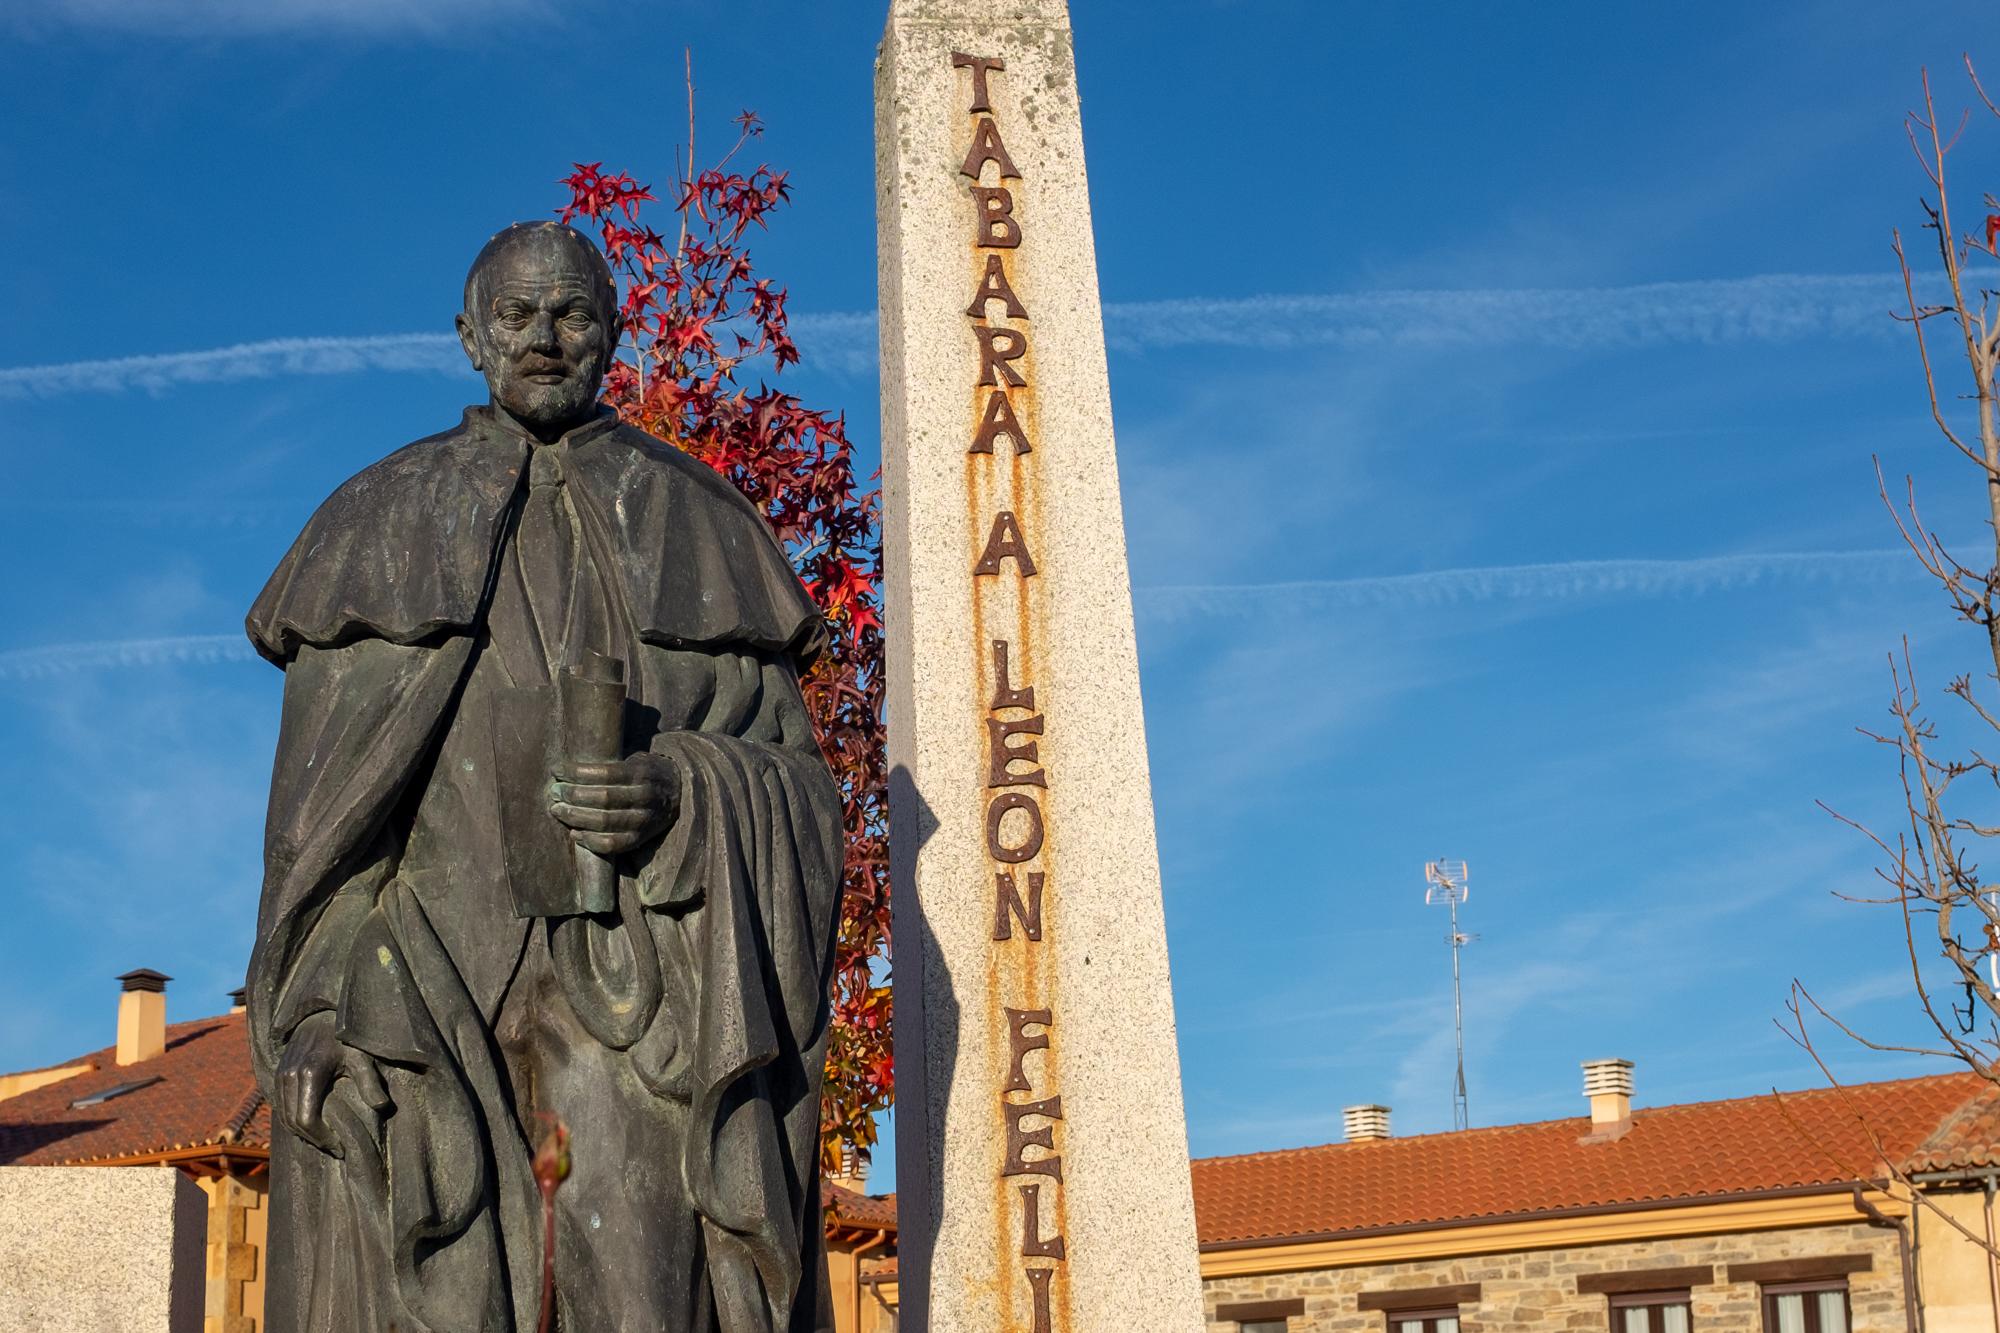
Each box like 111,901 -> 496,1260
827,1140 -> 870,1193
1583,1058 -> 1634,1131
227,986 -> 248,1015
115,969 -> 170,1066
1343,1104 -> 1392,1142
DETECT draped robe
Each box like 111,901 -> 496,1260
244,406 -> 843,1332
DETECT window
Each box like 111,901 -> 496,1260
1762,1282 -> 1849,1333
1358,1283 -> 1478,1330
1389,1310 -> 1460,1333
1611,1291 -> 1691,1333
1240,1324 -> 1288,1333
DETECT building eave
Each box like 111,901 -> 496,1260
54,1142 -> 270,1179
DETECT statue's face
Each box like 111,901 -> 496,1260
457,236 -> 613,437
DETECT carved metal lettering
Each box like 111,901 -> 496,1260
960,116 -> 1023,182
986,791 -> 1045,864
974,510 -> 1038,577
1018,1183 -> 1067,1260
954,50 -> 1070,1318
992,870 -> 1045,942
969,389 -> 1032,456
969,186 -> 1023,249
1002,1095 -> 1064,1180
990,640 -> 1036,711
967,253 -> 1029,320
975,325 -> 1029,387
1004,1007 -> 1052,1094
1026,1266 -> 1055,1333
950,51 -> 1005,114
987,714 -> 1047,788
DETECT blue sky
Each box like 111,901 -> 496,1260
4,0 -> 1998,1191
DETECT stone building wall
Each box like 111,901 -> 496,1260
1202,1221 -> 1907,1332
198,1174 -> 267,1333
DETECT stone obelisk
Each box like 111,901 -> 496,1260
876,2 -> 1206,1329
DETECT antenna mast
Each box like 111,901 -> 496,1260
1424,859 -> 1473,1130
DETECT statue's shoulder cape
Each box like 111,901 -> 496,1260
245,409 -> 825,670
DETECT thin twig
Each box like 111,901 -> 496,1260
678,46 -> 696,262
1778,989 -> 2000,1256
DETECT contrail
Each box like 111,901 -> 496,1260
1102,273 -> 1901,354
0,634 -> 257,680
0,314 -> 879,399
787,311 -> 880,376
0,334 -> 468,399
0,551 -> 1921,681
1137,549 -> 1918,620
10,0 -> 554,38
0,274 -> 1902,398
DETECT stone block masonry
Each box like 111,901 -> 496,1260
876,0 -> 1206,1329
1200,1222 -> 1908,1332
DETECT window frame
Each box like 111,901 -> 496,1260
1213,1297 -> 1305,1331
1386,1307 -> 1462,1333
1760,1279 -> 1851,1333
1608,1288 -> 1693,1333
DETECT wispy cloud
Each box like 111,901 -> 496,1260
0,312 -> 879,399
0,273 -> 1901,399
791,311 -> 880,376
1138,549 -> 1917,621
0,549 -> 1917,683
0,334 -> 469,399
1105,273 -> 1900,354
9,0 -> 555,37
0,634 -> 256,681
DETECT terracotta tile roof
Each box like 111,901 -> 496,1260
825,1182 -> 898,1232
1191,1073 -> 1998,1247
0,1012 -> 893,1243
1906,1080 -> 2000,1174
16,1016 -> 1990,1262
0,1013 -> 264,1166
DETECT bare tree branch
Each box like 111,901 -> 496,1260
1776,989 -> 2000,1258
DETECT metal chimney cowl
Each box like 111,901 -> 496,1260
1582,1058 -> 1634,1130
1343,1104 -> 1392,1142
115,968 -> 171,1067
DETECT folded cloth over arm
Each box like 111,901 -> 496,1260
640,648 -> 844,1332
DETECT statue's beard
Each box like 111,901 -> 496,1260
493,372 -> 600,434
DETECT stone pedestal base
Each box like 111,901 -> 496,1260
0,1166 -> 205,1331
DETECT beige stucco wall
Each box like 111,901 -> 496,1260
828,1243 -> 862,1333
0,1063 -> 89,1103
1202,1221 -> 1907,1332
826,1237 -> 898,1333
1916,1186 -> 2000,1333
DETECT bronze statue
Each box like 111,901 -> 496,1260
244,222 -> 843,1331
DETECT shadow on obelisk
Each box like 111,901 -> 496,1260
885,763 -> 951,1331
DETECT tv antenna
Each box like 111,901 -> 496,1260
1424,859 -> 1474,1130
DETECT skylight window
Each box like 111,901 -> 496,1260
69,1076 -> 162,1108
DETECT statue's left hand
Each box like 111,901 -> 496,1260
552,753 -> 679,856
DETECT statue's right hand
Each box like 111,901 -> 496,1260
276,1013 -> 391,1158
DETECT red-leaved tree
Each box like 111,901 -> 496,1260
557,107 -> 890,1170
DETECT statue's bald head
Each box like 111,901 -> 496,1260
462,222 -> 617,329
456,222 -> 620,441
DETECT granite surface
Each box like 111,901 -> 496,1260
0,1167 -> 205,1331
877,0 -> 1206,1328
